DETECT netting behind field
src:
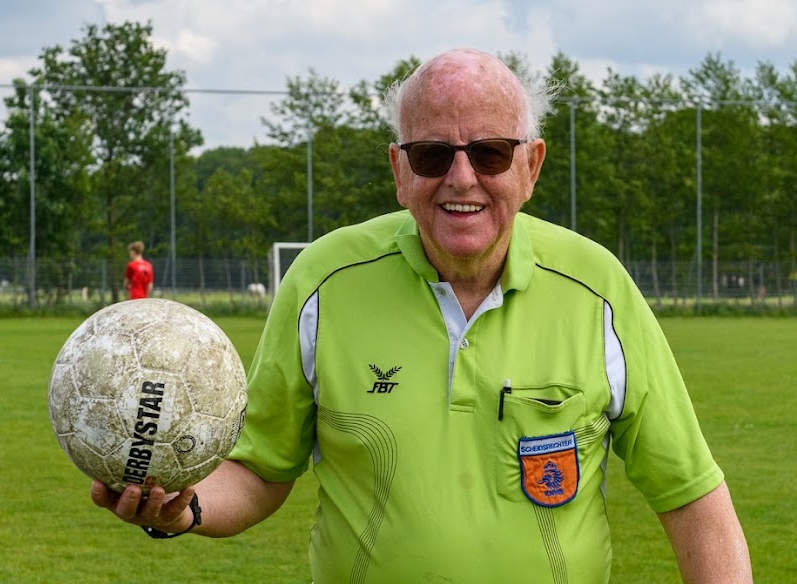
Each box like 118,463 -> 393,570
0,256 -> 273,306
2,256 -> 796,310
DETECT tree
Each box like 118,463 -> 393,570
751,60 -> 797,305
310,123 -> 399,236
532,51 -> 603,241
349,56 -> 421,131
598,70 -> 651,265
194,146 -> 257,192
638,74 -> 694,305
262,68 -> 346,147
0,126 -> 20,253
260,64 -> 402,242
1,81 -> 92,259
199,166 -> 275,297
499,51 -> 538,84
0,80 -> 95,303
27,21 -> 202,302
681,53 -> 760,300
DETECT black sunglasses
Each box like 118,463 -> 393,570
398,138 -> 527,178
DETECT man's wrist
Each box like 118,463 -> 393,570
141,493 -> 202,539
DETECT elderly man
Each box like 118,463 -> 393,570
92,48 -> 752,584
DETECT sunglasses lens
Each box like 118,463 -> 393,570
407,143 -> 454,177
469,140 -> 514,174
402,139 -> 521,177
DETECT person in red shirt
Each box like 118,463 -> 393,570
124,241 -> 154,299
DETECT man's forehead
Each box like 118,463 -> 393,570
408,57 -> 519,113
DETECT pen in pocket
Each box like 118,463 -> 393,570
498,379 -> 511,421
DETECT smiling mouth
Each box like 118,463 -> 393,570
442,203 -> 484,213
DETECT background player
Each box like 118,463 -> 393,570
124,241 -> 153,300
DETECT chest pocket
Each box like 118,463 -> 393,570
494,385 -> 607,503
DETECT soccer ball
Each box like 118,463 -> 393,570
48,298 -> 248,493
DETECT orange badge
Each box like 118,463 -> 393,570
518,432 -> 579,507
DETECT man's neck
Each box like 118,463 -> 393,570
435,258 -> 505,320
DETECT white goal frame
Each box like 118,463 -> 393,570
269,242 -> 310,300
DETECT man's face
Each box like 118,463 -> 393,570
389,69 -> 545,274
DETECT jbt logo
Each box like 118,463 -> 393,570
369,381 -> 398,393
367,364 -> 401,394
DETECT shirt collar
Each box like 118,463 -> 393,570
394,212 -> 536,292
501,215 -> 535,293
394,213 -> 440,282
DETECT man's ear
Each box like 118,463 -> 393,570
526,139 -> 546,186
389,143 -> 408,207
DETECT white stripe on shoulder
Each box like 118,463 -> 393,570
603,300 -> 627,420
299,291 -> 320,403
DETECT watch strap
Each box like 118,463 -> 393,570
141,492 -> 202,539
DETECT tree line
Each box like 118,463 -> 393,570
1,21 -> 796,303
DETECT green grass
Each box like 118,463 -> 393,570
1,317 -> 793,582
0,317 -> 315,584
606,318 -> 797,583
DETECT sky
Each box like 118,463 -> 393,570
1,0 -> 796,150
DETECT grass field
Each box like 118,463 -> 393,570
1,316 -> 794,583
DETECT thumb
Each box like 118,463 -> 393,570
89,480 -> 116,509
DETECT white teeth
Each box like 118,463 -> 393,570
443,203 -> 483,212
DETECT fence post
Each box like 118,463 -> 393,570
696,104 -> 703,312
27,86 -> 37,310
569,99 -> 577,232
101,259 -> 107,304
240,259 -> 247,304
169,121 -> 177,298
307,132 -> 314,242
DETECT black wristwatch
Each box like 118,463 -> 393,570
141,493 -> 202,539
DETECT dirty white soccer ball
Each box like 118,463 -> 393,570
48,298 -> 248,493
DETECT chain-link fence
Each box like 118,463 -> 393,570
628,260 -> 797,309
3,81 -> 797,313
2,256 -> 796,311
0,256 -> 272,309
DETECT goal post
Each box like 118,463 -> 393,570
268,242 -> 310,300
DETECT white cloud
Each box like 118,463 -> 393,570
1,0 -> 795,148
163,29 -> 218,65
578,58 -> 622,85
697,0 -> 797,47
0,56 -> 37,82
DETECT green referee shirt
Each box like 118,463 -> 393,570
229,210 -> 724,584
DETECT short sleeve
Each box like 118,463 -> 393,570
609,294 -> 724,513
227,275 -> 316,483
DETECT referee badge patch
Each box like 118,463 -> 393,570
518,432 -> 579,507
